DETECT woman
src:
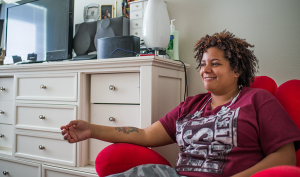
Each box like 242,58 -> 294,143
61,31 -> 300,177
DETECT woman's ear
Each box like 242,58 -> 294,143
233,69 -> 240,78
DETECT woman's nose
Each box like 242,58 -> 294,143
202,64 -> 212,73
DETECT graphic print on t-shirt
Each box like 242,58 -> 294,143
175,107 -> 240,174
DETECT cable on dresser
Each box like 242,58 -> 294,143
176,60 -> 188,101
107,48 -> 139,58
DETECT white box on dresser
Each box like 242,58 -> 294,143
0,56 -> 189,176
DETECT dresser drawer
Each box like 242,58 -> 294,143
90,104 -> 140,127
130,10 -> 143,20
0,124 -> 13,149
130,28 -> 143,39
0,157 -> 41,177
130,1 -> 144,11
42,165 -> 98,177
89,104 -> 140,163
15,103 -> 77,132
0,101 -> 14,124
0,77 -> 14,101
130,18 -> 143,29
15,73 -> 77,101
15,132 -> 76,166
90,73 -> 139,104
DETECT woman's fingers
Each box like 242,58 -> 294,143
63,133 -> 69,140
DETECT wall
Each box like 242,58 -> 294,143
74,0 -> 300,96
166,0 -> 300,96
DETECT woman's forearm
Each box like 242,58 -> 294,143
232,142 -> 296,177
89,121 -> 175,147
90,124 -> 146,145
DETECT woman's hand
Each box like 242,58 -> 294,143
60,120 -> 92,143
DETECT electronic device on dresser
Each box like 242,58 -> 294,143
97,36 -> 140,59
73,21 -> 98,60
72,16 -> 130,60
4,0 -> 74,64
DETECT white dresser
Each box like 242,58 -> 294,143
0,56 -> 188,176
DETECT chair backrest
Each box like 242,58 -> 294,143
250,76 -> 278,95
274,79 -> 300,167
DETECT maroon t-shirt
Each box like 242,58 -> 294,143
159,87 -> 300,177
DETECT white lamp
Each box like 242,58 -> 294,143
143,0 -> 170,56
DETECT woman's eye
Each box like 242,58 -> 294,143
212,63 -> 220,66
201,63 -> 206,67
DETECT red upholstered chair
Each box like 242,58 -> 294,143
274,79 -> 300,167
251,165 -> 300,177
251,79 -> 300,176
250,76 -> 278,95
95,143 -> 171,177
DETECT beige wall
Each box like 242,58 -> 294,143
75,0 -> 300,96
166,0 -> 300,96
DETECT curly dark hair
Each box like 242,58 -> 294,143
194,30 -> 259,87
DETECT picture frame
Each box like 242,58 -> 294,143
100,4 -> 115,20
83,3 -> 100,22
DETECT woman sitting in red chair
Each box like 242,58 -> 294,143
61,31 -> 300,177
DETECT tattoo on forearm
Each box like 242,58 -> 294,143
115,127 -> 139,134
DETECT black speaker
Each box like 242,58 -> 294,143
97,36 -> 140,59
73,21 -> 97,56
94,16 -> 129,49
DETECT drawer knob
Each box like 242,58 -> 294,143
109,85 -> 115,91
39,115 -> 45,120
3,171 -> 9,175
0,87 -> 5,91
40,84 -> 47,90
136,5 -> 139,8
135,23 -> 138,26
135,32 -> 138,35
0,110 -> 4,115
0,134 -> 4,138
39,145 -> 45,150
109,117 -> 116,122
136,14 -> 139,17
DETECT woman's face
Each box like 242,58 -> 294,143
200,47 -> 239,95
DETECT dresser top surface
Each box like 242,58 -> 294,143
0,56 -> 189,74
